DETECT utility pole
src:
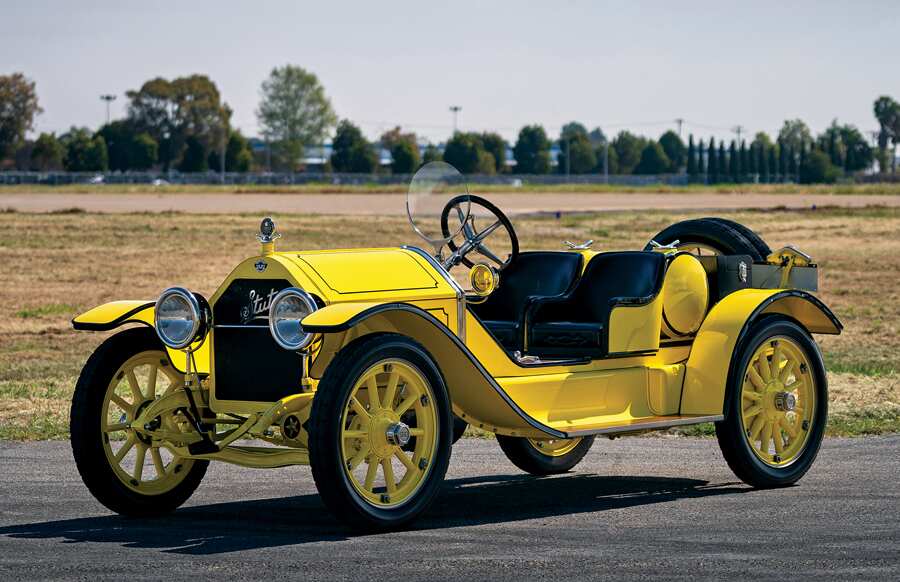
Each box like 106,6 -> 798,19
100,94 -> 117,125
675,118 -> 684,138
732,125 -> 744,146
449,106 -> 461,134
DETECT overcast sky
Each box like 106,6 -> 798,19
2,0 -> 898,144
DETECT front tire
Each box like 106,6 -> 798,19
715,318 -> 827,487
308,333 -> 452,530
496,435 -> 595,475
70,327 -> 208,517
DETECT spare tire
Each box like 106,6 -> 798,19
703,217 -> 771,259
644,218 -> 765,261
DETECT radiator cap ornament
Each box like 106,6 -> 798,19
257,217 -> 281,243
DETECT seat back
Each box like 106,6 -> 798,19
572,251 -> 665,323
473,251 -> 583,322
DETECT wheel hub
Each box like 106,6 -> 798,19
773,391 -> 797,412
385,422 -> 411,447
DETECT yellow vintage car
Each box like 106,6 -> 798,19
70,162 -> 841,530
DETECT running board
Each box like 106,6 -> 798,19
560,415 -> 723,438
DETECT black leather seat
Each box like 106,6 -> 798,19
525,251 -> 665,358
471,251 -> 583,351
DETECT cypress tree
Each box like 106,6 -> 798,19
768,145 -> 777,183
740,141 -> 750,182
728,140 -> 738,182
748,143 -> 758,178
718,141 -> 727,184
759,144 -> 768,183
778,140 -> 789,182
707,137 -> 718,183
686,135 -> 697,178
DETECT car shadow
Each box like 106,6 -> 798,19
0,473 -> 748,555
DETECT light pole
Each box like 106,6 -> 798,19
449,106 -> 461,134
100,94 -> 117,125
675,118 -> 684,138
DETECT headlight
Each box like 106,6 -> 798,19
154,287 -> 208,350
268,288 -> 318,350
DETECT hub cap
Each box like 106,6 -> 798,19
527,437 -> 583,457
740,336 -> 817,467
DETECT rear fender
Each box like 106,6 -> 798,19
681,289 -> 841,416
72,301 -> 208,374
302,302 -> 564,438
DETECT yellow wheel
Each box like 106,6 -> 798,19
739,336 -> 816,467
309,334 -> 451,530
497,434 -> 594,475
71,328 -> 208,516
527,437 -> 583,457
340,359 -> 437,508
716,318 -> 827,487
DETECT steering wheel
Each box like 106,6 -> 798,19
440,194 -> 519,270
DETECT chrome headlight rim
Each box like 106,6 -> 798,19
154,286 -> 203,350
268,287 -> 318,351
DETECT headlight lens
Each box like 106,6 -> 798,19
269,288 -> 318,350
155,287 -> 203,350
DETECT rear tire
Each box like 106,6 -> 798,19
715,318 -> 827,488
497,435 -> 595,475
644,217 -> 764,260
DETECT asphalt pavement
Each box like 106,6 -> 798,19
1,436 -> 898,581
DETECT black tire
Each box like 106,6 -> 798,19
308,333 -> 452,530
496,435 -> 595,475
452,415 -> 468,444
644,217 -> 764,261
70,327 -> 208,517
715,318 -> 828,488
704,217 -> 772,259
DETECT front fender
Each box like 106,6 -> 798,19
303,302 -> 566,439
681,289 -> 842,416
72,300 -> 208,374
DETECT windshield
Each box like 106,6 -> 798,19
406,162 -> 470,257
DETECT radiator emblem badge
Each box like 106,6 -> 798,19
240,288 -> 278,324
255,260 -> 267,272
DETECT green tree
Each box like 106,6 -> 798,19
718,141 -> 727,183
127,75 -> 230,170
61,127 -> 108,171
727,140 -> 738,182
443,132 -> 494,174
707,138 -> 718,183
873,96 -> 900,173
97,120 -> 158,171
634,142 -> 670,175
588,127 -> 607,146
481,132 -> 507,173
256,65 -> 336,171
611,131 -> 646,174
209,130 -> 253,172
558,138 -> 596,174
178,135 -> 208,172
0,73 -> 43,159
422,144 -> 441,164
686,135 -> 697,176
740,141 -> 750,181
594,142 -> 617,174
557,123 -> 595,174
777,119 -> 813,154
658,130 -> 686,172
799,150 -> 839,184
767,146 -> 777,183
513,125 -> 550,174
30,132 -> 63,170
331,119 -> 377,173
390,140 -> 419,174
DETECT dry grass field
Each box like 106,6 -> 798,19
0,205 -> 897,439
